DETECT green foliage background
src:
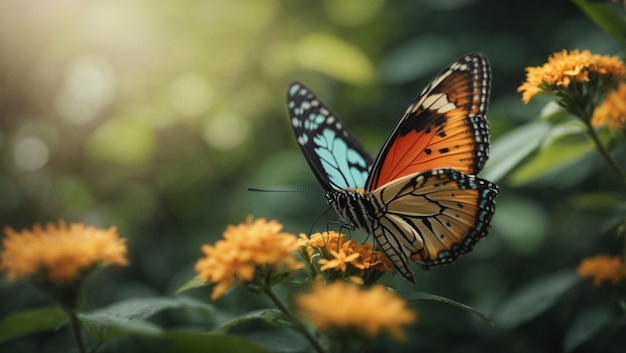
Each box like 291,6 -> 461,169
1,0 -> 625,352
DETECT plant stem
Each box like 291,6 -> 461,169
623,211 -> 626,264
584,121 -> 626,183
263,286 -> 327,353
68,310 -> 86,353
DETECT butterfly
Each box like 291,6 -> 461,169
287,52 -> 499,282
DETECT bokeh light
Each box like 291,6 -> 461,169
13,137 -> 49,171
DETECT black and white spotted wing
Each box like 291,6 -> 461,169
287,81 -> 374,191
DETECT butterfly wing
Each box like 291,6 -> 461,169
366,53 -> 491,191
369,168 -> 499,280
287,81 -> 374,191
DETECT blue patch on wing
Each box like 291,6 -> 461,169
347,149 -> 368,186
313,128 -> 368,189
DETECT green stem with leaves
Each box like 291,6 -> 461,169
263,285 -> 327,353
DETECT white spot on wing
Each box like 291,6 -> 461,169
422,93 -> 456,113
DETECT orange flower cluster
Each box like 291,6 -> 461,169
0,220 -> 128,282
195,217 -> 303,300
518,49 -> 626,103
296,281 -> 416,340
591,82 -> 626,131
577,255 -> 626,287
299,231 -> 394,278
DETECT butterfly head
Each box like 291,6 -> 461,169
326,189 -> 375,234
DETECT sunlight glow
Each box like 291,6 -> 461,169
56,53 -> 116,124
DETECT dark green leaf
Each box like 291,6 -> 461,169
86,296 -> 215,321
494,271 -> 580,329
396,289 -> 492,325
79,296 -> 214,341
78,313 -> 162,341
564,306 -> 613,352
215,309 -> 293,333
0,306 -> 66,343
163,330 -> 273,353
242,328 -> 310,353
572,0 -> 626,44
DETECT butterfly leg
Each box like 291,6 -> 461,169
323,219 -> 354,233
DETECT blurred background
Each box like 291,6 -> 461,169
1,0 -> 625,352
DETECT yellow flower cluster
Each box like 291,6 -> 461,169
195,217 -> 303,300
296,281 -> 416,340
577,255 -> 626,287
591,82 -> 626,131
518,49 -> 626,103
0,220 -> 128,282
299,231 -> 394,277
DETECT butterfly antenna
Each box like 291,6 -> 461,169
248,186 -> 329,235
247,187 -> 324,196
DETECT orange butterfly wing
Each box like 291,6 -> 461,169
369,168 -> 499,277
367,53 -> 491,191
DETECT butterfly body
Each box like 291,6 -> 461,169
287,53 -> 499,281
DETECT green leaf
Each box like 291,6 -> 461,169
215,309 -> 292,333
564,306 -> 613,352
494,271 -> 580,329
509,127 -> 594,186
295,32 -> 376,86
540,120 -> 587,147
176,277 -> 210,294
163,330 -> 273,353
79,296 -> 215,341
481,122 -> 551,182
572,0 -> 626,44
0,306 -> 67,343
538,101 -> 572,123
570,192 -> 626,210
242,328 -> 309,353
86,296 -> 215,320
395,289 -> 492,325
78,313 -> 162,341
